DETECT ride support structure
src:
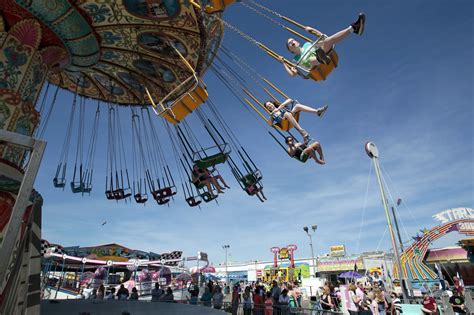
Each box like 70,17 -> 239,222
365,142 -> 410,300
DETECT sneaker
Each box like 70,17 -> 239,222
315,47 -> 331,65
351,13 -> 366,36
317,104 -> 328,118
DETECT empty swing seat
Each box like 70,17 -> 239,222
152,187 -> 177,204
201,191 -> 217,203
194,152 -> 228,169
203,0 -> 236,13
134,193 -> 148,204
53,177 -> 66,188
105,190 -> 115,200
70,182 -> 84,194
161,83 -> 208,125
186,196 -> 202,207
113,188 -> 132,200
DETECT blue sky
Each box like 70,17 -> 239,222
38,1 -> 473,266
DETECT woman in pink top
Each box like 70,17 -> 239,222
265,291 -> 273,315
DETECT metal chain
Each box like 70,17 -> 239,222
219,45 -> 268,95
216,15 -> 261,47
239,1 -> 288,30
246,0 -> 284,18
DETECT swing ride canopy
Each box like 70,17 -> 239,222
0,0 -> 223,105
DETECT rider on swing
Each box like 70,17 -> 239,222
265,98 -> 328,144
281,13 -> 366,77
285,136 -> 325,165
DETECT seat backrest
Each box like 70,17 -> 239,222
53,177 -> 66,188
134,193 -> 148,204
162,83 -> 208,124
155,197 -> 170,205
268,111 -> 301,132
195,152 -> 228,169
308,49 -> 339,82
201,192 -> 217,203
70,182 -> 84,194
105,190 -> 115,200
186,197 -> 201,207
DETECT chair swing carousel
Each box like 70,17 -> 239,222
39,0 -> 358,207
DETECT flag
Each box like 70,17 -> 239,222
434,263 -> 445,290
447,224 -> 459,233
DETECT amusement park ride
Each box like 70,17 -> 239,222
0,0 -> 359,311
262,245 -> 299,283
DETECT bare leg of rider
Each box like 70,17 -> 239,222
210,177 -> 225,193
204,181 -> 217,197
214,175 -> 230,188
292,103 -> 327,117
322,26 -> 353,52
283,112 -> 309,141
304,142 -> 325,164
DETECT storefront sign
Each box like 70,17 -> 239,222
198,251 -> 208,261
330,245 -> 346,257
279,248 -> 289,260
433,208 -> 474,224
459,222 -> 474,233
317,255 -> 364,272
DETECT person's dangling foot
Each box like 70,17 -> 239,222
302,130 -> 311,145
351,13 -> 366,36
316,104 -> 328,118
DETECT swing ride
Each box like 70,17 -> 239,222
6,0 -> 366,208
0,1 -> 369,313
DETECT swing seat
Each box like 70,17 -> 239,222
294,153 -> 309,163
105,190 -> 115,200
203,0 -> 236,13
302,49 -> 339,82
152,187 -> 177,200
268,112 -> 300,132
245,184 -> 260,196
193,180 -> 206,190
70,182 -> 85,194
82,186 -> 92,194
186,196 -> 202,207
194,152 -> 228,169
53,177 -> 66,188
155,197 -> 170,205
113,188 -> 132,200
201,191 -> 217,203
134,193 -> 148,204
241,171 -> 262,187
161,82 -> 209,125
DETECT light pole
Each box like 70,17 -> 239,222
222,245 -> 230,285
365,142 -> 409,301
303,225 -> 317,278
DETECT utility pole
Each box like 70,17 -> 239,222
303,225 -> 317,278
365,142 -> 409,301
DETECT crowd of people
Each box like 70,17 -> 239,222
79,283 -> 175,302
77,274 -> 470,315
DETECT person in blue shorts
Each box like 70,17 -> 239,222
281,13 -> 366,77
264,98 -> 328,144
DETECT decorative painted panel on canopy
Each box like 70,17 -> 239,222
1,0 -> 223,105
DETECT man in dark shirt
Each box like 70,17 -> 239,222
449,291 -> 466,314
